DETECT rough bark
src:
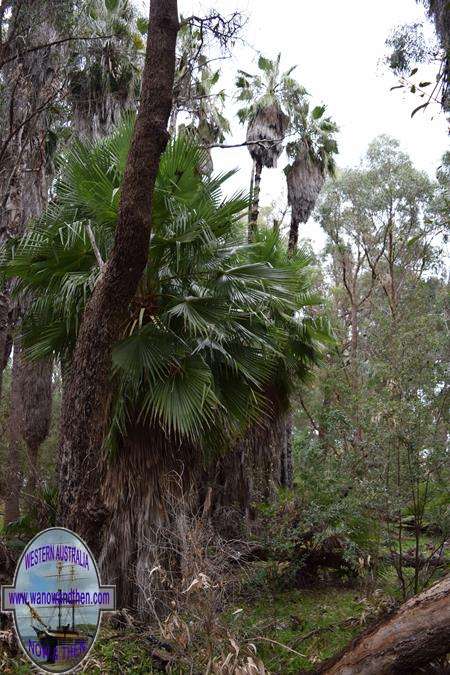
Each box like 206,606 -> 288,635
281,410 -> 293,488
315,574 -> 450,675
288,214 -> 299,255
57,0 -> 179,548
205,396 -> 288,536
18,354 -> 52,505
0,0 -> 62,512
3,341 -> 22,526
0,291 -> 9,398
248,159 -> 262,241
98,420 -> 197,615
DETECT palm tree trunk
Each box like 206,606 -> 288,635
248,159 -> 262,241
57,0 -> 179,549
247,161 -> 255,238
288,213 -> 299,254
205,399 -> 288,535
98,421 -> 197,616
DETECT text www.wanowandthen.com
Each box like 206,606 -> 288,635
8,589 -> 110,606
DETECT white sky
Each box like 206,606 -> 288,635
141,0 -> 449,248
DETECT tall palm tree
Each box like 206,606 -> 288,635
236,54 -> 306,240
1,118 -> 327,612
284,102 -> 338,254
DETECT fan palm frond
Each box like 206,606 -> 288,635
1,117 -> 329,448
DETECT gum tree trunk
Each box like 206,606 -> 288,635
4,343 -> 22,525
57,0 -> 179,550
315,574 -> 450,675
0,1 -> 62,514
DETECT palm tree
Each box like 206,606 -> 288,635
284,102 -> 338,254
236,54 -> 306,240
68,0 -> 144,139
1,117 -> 327,613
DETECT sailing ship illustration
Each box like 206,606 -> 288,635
25,560 -> 93,666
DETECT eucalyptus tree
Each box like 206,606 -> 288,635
1,120 -> 327,610
285,102 -> 338,253
385,0 -> 449,114
297,138 -> 448,599
0,0 -> 70,522
236,54 -> 306,239
170,22 -> 231,175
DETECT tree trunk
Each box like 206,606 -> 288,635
350,302 -> 358,362
248,159 -> 262,241
98,421 -> 197,616
3,342 -> 22,526
0,0 -> 62,514
315,574 -> 450,675
288,213 -> 299,254
0,291 -> 9,399
281,411 -> 293,488
205,399 -> 288,536
18,353 -> 52,506
57,0 -> 179,549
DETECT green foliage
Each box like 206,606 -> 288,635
296,137 -> 449,599
1,118 -> 327,453
173,25 -> 230,153
385,23 -> 431,75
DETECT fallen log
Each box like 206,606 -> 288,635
314,574 -> 450,674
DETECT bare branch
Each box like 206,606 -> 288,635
0,33 -> 117,70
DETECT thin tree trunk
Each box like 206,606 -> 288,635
57,0 -> 179,549
314,574 -> 450,675
247,160 -> 255,238
248,159 -> 262,241
0,291 -> 9,399
288,213 -> 299,254
281,411 -> 293,488
350,301 -> 358,361
4,342 -> 22,525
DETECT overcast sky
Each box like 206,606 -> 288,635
141,0 -> 448,247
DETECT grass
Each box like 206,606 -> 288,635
0,584 -> 368,674
224,584 -> 365,673
1,533 -> 447,673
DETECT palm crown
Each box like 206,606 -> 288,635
236,53 -> 305,167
